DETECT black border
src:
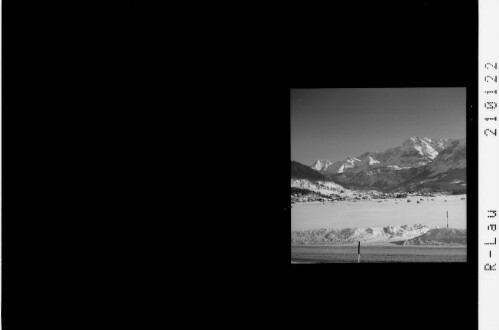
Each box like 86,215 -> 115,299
1,2 -> 141,328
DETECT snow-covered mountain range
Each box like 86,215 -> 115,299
311,159 -> 333,172
307,137 -> 466,192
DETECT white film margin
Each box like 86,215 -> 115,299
479,1 -> 499,329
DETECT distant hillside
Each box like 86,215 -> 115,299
291,161 -> 327,181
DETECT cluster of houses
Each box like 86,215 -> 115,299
291,187 -> 443,204
349,192 -> 408,200
376,191 -> 439,198
291,192 -> 346,203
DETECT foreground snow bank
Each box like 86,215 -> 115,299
291,224 -> 430,245
291,225 -> 466,246
403,228 -> 466,246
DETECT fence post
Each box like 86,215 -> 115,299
357,241 -> 361,263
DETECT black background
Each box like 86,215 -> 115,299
1,0 -> 480,329
1,2 -> 140,328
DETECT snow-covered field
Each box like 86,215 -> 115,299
291,194 -> 466,231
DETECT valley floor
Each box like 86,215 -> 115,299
291,194 -> 466,231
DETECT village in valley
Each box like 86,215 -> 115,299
290,178 -> 466,204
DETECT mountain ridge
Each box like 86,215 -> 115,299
304,137 -> 466,192
291,161 -> 328,181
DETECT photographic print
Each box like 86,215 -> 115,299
291,88 -> 467,263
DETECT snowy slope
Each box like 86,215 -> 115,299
291,179 -> 351,196
349,156 -> 382,174
427,138 -> 466,176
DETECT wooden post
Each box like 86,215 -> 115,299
357,241 -> 361,263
